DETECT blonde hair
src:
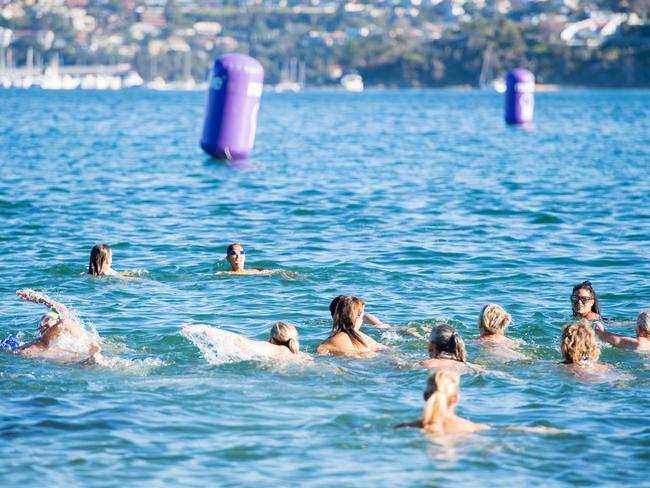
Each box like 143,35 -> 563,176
332,296 -> 366,346
421,370 -> 460,434
560,320 -> 600,364
478,304 -> 511,335
429,325 -> 466,362
637,310 -> 650,337
269,321 -> 300,354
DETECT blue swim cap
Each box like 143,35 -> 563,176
0,337 -> 22,351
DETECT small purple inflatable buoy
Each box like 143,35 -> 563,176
201,54 -> 264,159
505,69 -> 535,125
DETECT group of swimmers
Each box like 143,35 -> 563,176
3,243 -> 649,435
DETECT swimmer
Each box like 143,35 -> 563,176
477,304 -> 514,344
571,281 -> 601,321
88,243 -> 122,276
560,320 -> 608,373
317,296 -> 386,356
397,370 -> 563,435
328,295 -> 421,337
7,289 -> 107,365
594,310 -> 650,352
223,243 -> 266,275
419,325 -> 474,371
182,321 -> 309,360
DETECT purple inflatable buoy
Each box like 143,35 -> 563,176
201,54 -> 264,159
505,69 -> 535,125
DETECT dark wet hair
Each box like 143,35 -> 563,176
571,281 -> 601,318
332,296 -> 366,347
329,295 -> 346,317
88,244 -> 112,276
429,325 -> 466,363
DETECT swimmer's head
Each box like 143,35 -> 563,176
478,304 -> 511,336
39,311 -> 60,332
226,243 -> 246,271
637,310 -> 650,338
269,321 -> 300,354
329,295 -> 347,317
332,295 -> 366,346
561,320 -> 600,364
571,281 -> 600,319
428,325 -> 466,362
88,244 -> 113,276
422,369 -> 460,433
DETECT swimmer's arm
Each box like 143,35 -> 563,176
363,313 -> 390,329
16,289 -> 70,319
594,322 -> 639,350
502,426 -> 564,434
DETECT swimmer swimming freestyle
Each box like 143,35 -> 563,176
4,289 -> 108,365
182,321 -> 310,361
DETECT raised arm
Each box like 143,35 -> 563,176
594,322 -> 639,350
16,289 -> 70,319
363,313 -> 391,329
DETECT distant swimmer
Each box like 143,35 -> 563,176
88,243 -> 122,276
182,321 -> 310,360
571,281 -> 601,321
329,295 -> 422,338
317,296 -> 386,356
477,304 -> 515,345
560,320 -> 608,373
594,311 -> 650,352
223,243 -> 267,275
397,370 -> 563,435
2,289 -> 107,365
419,325 -> 474,372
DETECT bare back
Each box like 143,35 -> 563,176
317,330 -> 385,356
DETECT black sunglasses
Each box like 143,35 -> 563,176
570,294 -> 593,304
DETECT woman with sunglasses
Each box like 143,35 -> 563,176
224,243 -> 266,275
570,281 -> 601,320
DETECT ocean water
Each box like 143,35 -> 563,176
0,88 -> 649,487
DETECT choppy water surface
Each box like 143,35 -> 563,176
1,88 -> 649,486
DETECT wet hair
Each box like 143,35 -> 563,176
88,244 -> 112,276
478,304 -> 511,335
429,325 -> 466,362
571,281 -> 601,318
637,310 -> 650,337
332,295 -> 366,347
329,295 -> 346,317
227,243 -> 242,254
421,370 -> 460,434
269,321 -> 300,354
560,320 -> 600,364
